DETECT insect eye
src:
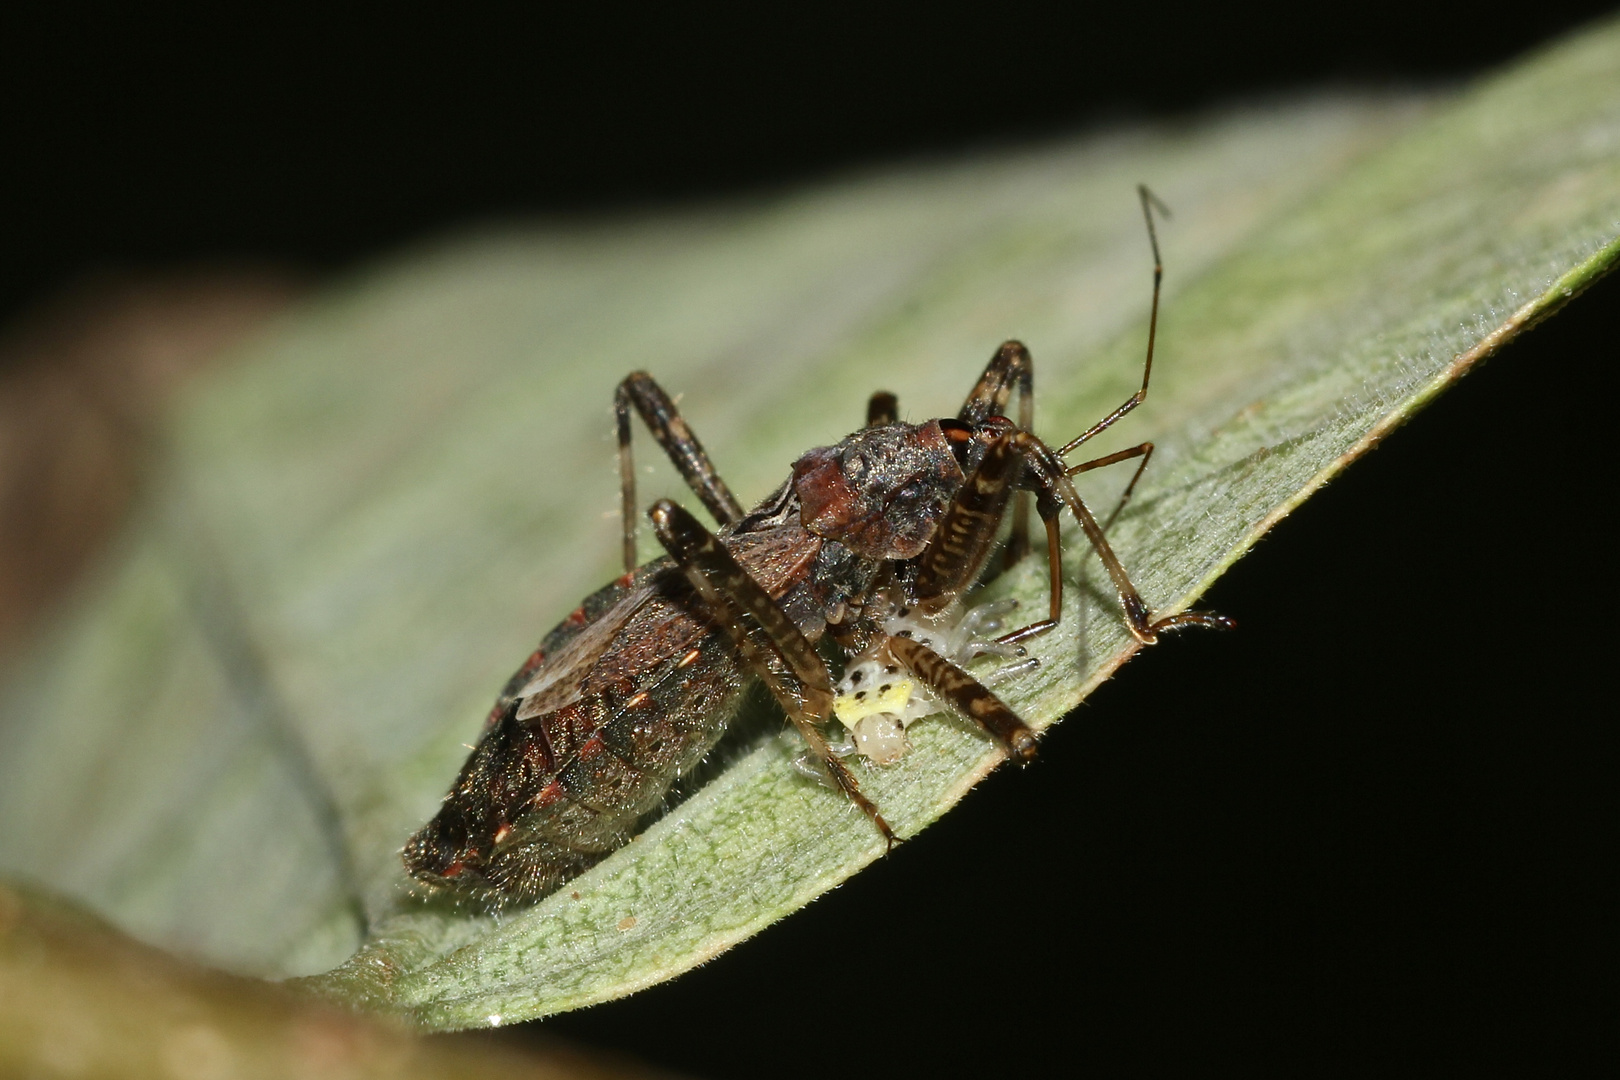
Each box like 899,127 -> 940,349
844,451 -> 870,480
895,480 -> 924,503
939,420 -> 974,467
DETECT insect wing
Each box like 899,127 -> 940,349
515,582 -> 660,722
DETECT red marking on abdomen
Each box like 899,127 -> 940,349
564,607 -> 588,628
579,734 -> 606,761
536,780 -> 567,808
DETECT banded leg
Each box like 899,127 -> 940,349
648,500 -> 896,848
616,372 -> 747,573
957,340 -> 1035,565
1058,185 -> 1171,457
887,636 -> 1037,764
914,419 -> 1049,622
915,422 -> 1065,644
915,425 -> 1230,646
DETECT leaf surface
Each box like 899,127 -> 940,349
1,19 -> 1615,1029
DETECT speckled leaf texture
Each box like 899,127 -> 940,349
1,18 -> 1615,1030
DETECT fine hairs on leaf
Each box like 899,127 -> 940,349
0,16 -> 1616,1032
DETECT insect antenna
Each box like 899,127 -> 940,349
1058,183 -> 1169,458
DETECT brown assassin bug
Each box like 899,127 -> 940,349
404,186 -> 1233,905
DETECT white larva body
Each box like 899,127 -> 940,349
833,595 -> 1031,764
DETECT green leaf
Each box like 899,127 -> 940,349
2,18 -> 1616,1029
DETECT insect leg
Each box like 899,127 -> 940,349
1018,431 -> 1231,644
1067,440 -> 1155,532
886,635 -> 1037,764
866,391 -> 899,427
916,427 -> 1228,645
957,340 -> 1035,566
957,340 -> 1034,428
913,423 -> 1042,614
615,372 -> 747,573
914,423 -> 1067,643
649,500 -> 897,848
1058,185 -> 1170,457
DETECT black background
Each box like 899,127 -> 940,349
5,3 -> 1615,1074
1,3 -> 1616,322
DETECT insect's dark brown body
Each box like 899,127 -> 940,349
406,518 -> 872,901
404,188 -> 1233,906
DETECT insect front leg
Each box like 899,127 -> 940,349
916,426 -> 1230,646
615,372 -> 747,572
1020,431 -> 1233,643
912,422 -> 1056,633
648,500 -> 897,849
958,340 -> 1035,566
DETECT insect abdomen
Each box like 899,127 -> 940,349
408,610 -> 744,903
406,524 -> 835,905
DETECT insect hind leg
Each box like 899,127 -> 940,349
615,372 -> 747,573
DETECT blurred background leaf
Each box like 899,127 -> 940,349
0,881 -> 675,1080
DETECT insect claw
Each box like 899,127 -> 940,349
873,814 -> 898,854
1147,609 -> 1236,635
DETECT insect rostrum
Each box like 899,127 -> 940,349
403,187 -> 1233,907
